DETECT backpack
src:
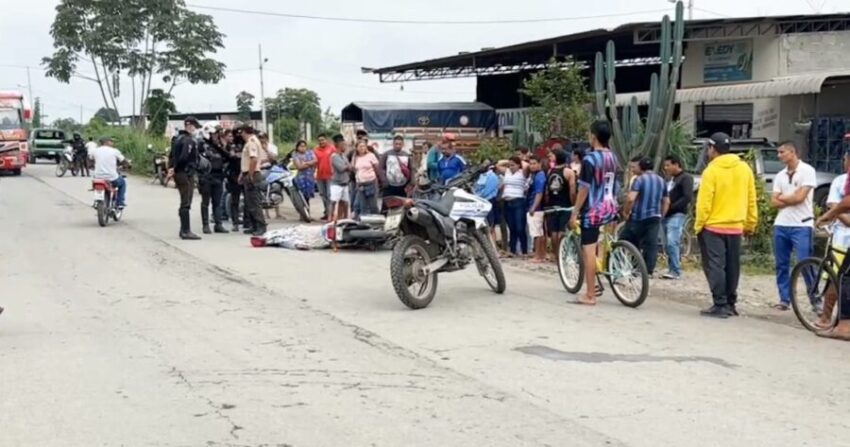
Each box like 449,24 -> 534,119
386,153 -> 410,187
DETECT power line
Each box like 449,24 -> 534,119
262,67 -> 469,95
693,7 -> 733,18
187,4 -> 671,25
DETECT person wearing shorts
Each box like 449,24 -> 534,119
330,134 -> 351,220
527,156 -> 547,263
568,120 -> 620,305
544,149 -> 576,261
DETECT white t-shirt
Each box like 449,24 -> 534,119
502,170 -> 527,200
773,161 -> 817,227
89,145 -> 125,181
85,141 -> 98,152
827,174 -> 850,249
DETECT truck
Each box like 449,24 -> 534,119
0,91 -> 32,176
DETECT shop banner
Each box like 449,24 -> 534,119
703,40 -> 753,83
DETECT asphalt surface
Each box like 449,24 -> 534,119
2,164 -> 849,447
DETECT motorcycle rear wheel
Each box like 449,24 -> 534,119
472,230 -> 506,294
96,201 -> 109,227
391,235 -> 438,310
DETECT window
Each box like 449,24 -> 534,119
0,109 -> 21,130
761,149 -> 783,175
35,130 -> 66,140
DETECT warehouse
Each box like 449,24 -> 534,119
370,13 -> 850,172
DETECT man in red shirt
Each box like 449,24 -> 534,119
313,133 -> 335,220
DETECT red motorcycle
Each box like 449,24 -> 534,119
91,178 -> 124,227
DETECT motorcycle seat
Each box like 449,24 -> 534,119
359,214 -> 386,225
418,198 -> 453,216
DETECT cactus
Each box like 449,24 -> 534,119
593,1 -> 685,170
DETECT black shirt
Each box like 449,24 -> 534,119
544,165 -> 573,208
667,171 -> 694,216
169,131 -> 199,174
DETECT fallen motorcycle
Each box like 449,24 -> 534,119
327,196 -> 407,250
389,163 -> 506,309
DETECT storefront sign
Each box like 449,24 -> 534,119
703,40 -> 753,84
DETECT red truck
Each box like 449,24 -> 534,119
0,91 -> 32,176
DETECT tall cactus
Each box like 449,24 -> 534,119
594,1 -> 685,170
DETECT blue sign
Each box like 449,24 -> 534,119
703,40 -> 753,84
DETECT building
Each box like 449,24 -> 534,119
371,13 -> 850,172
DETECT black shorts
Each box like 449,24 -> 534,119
580,226 -> 601,246
545,210 -> 571,236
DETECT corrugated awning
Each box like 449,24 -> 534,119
615,72 -> 850,107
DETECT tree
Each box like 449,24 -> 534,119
273,117 -> 300,143
52,117 -> 83,134
42,0 -> 226,118
521,57 -> 592,141
321,107 -> 341,135
144,89 -> 176,136
236,91 -> 255,121
94,107 -> 121,123
32,98 -> 42,128
265,88 -> 322,133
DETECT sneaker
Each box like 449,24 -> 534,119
179,232 -> 202,241
202,225 -> 212,235
213,224 -> 228,234
661,272 -> 680,280
243,227 -> 256,235
700,305 -> 731,319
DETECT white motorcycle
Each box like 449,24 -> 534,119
55,145 -> 78,178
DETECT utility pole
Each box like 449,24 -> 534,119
26,66 -> 34,106
259,44 -> 268,132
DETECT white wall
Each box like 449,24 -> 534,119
681,34 -> 779,88
780,31 -> 850,76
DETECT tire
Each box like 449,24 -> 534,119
157,169 -> 167,187
71,166 -> 78,177
472,229 -> 506,294
606,240 -> 649,308
11,169 -> 21,176
288,187 -> 311,222
557,232 -> 584,294
390,235 -> 438,310
96,201 -> 109,227
55,161 -> 67,177
790,257 -> 838,333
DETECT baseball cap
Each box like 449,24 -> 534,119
184,116 -> 201,127
442,132 -> 457,142
708,132 -> 731,151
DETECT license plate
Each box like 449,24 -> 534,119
384,213 -> 402,231
48,151 -> 55,155
94,190 -> 104,201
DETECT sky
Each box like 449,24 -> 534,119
0,0 -> 845,123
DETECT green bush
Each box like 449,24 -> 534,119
470,138 -> 513,165
86,120 -> 169,175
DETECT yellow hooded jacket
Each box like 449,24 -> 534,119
694,153 -> 759,234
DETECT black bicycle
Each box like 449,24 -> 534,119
789,224 -> 841,332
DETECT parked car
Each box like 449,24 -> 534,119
691,138 -> 836,210
27,128 -> 67,163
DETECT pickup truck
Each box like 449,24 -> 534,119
27,128 -> 67,163
692,138 -> 836,210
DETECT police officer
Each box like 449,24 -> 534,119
169,116 -> 202,240
198,123 -> 228,234
70,133 -> 90,177
240,125 -> 268,236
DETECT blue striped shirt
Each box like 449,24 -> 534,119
630,171 -> 667,221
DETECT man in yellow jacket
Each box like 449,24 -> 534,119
694,133 -> 759,318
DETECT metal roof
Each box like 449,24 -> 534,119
344,101 -> 495,112
614,72 -> 850,106
370,13 -> 850,82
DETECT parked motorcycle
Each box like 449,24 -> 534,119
55,145 -> 78,178
148,144 -> 169,187
261,163 -> 311,222
389,163 -> 506,309
327,196 -> 407,250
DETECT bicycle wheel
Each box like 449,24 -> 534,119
557,232 -> 584,293
606,240 -> 649,308
790,257 -> 838,332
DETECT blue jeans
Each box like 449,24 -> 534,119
663,213 -> 686,277
504,199 -> 528,255
111,177 -> 127,207
774,226 -> 813,305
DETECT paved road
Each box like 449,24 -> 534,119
2,164 -> 849,447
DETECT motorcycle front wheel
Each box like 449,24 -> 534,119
390,235 -> 438,310
472,229 -> 506,294
287,186 -> 311,222
55,160 -> 68,177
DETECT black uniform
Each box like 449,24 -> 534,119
169,131 -> 199,235
198,138 -> 227,232
225,142 -> 244,231
71,137 -> 89,176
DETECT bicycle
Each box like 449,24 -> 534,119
789,223 -> 841,332
549,207 -> 650,308
615,213 -> 694,263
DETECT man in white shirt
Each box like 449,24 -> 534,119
771,141 -> 817,311
88,137 -> 128,208
827,156 -> 850,250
